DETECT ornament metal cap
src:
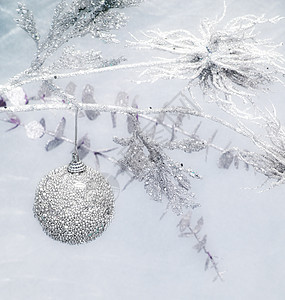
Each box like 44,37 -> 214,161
67,152 -> 86,174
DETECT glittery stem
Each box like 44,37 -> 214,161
188,225 -> 224,282
0,102 -> 252,139
0,59 -> 178,94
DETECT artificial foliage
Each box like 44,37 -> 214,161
1,0 -> 285,282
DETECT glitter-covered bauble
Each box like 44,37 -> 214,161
33,154 -> 115,244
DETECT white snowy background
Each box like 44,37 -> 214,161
0,0 -> 285,299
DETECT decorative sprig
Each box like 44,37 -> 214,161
178,212 -> 224,282
2,0 -> 285,282
27,0 -> 142,68
164,136 -> 207,153
233,113 -> 285,186
0,0 -> 142,96
114,120 -> 201,215
15,3 -> 40,47
128,7 -> 285,114
44,46 -> 126,74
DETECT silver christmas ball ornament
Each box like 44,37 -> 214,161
33,154 -> 115,244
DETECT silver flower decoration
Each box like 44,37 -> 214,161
129,8 -> 285,108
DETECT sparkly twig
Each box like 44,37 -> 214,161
178,212 -> 224,281
0,60 -> 177,94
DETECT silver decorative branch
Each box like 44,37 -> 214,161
0,59 -> 177,94
1,0 -> 144,95
0,102 -> 252,138
0,114 -> 118,167
16,0 -> 142,68
1,0 -> 285,282
2,89 -> 285,189
114,120 -> 201,215
128,5 -> 285,117
178,212 -> 224,281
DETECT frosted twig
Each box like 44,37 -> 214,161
178,213 -> 224,281
0,59 -> 177,94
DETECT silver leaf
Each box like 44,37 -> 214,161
111,112 -> 117,128
194,217 -> 203,234
234,155 -> 239,169
177,213 -> 191,232
65,81 -> 76,96
193,235 -> 207,253
115,92 -> 129,106
55,117 -> 66,139
205,257 -> 210,271
218,151 -> 234,169
45,138 -> 64,151
82,84 -> 100,121
39,118 -> 46,130
77,135 -> 90,160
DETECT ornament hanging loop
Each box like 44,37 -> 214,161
68,106 -> 86,174
74,106 -> 78,155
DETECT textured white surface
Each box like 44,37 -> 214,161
0,1 -> 285,299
